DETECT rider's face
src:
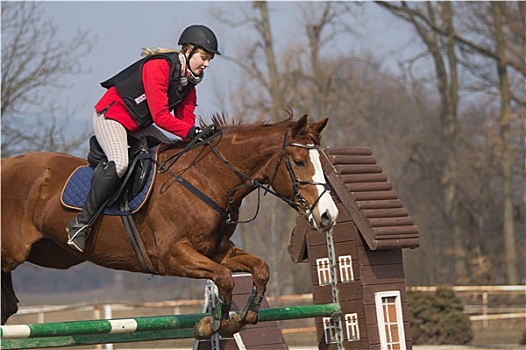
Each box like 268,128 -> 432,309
188,49 -> 213,75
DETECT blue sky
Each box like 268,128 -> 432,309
43,1 -> 234,129
39,1 -> 417,134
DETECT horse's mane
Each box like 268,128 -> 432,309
208,113 -> 251,128
204,110 -> 322,145
207,111 -> 292,129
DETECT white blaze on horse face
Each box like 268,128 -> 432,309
308,148 -> 338,230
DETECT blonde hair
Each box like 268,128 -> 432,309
142,44 -> 214,59
141,47 -> 179,57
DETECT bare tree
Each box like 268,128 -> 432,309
213,1 -> 288,121
289,2 -> 355,118
376,1 -> 468,282
1,2 -> 93,157
377,1 -> 525,284
488,2 -> 522,285
452,1 -> 524,285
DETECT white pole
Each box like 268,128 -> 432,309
104,304 -> 113,350
94,305 -> 102,350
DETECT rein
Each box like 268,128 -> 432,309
155,126 -> 329,228
156,126 -> 245,221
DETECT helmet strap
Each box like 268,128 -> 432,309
187,46 -> 200,75
178,51 -> 202,87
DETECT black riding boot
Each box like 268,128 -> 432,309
67,161 -> 121,252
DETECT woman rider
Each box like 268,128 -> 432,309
67,24 -> 220,252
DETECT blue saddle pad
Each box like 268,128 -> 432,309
61,155 -> 157,216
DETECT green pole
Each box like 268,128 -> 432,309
1,328 -> 195,349
258,303 -> 341,322
1,313 -> 202,339
1,303 -> 340,344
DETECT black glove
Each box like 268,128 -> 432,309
187,126 -> 202,140
187,125 -> 219,141
198,125 -> 218,140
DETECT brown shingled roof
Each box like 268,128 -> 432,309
321,146 -> 420,250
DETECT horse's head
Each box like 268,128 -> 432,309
268,114 -> 338,230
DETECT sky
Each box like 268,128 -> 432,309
43,1 -> 238,130
36,1 -> 417,137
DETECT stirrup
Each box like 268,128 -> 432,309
66,221 -> 91,252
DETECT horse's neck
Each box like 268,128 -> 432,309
203,131 -> 279,207
218,129 -> 281,181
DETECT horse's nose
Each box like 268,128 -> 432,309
320,210 -> 335,230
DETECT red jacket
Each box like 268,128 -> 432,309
95,59 -> 196,140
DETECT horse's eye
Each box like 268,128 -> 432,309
294,159 -> 305,167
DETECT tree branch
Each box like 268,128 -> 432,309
375,1 -> 526,76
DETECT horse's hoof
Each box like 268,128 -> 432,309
218,313 -> 242,338
194,316 -> 215,339
242,310 -> 259,325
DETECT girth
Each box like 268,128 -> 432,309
173,174 -> 237,249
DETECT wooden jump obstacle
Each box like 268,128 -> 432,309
0,304 -> 341,349
288,147 -> 420,349
2,146 -> 419,350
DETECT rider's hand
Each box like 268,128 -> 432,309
198,125 -> 218,140
187,125 -> 219,141
187,126 -> 202,140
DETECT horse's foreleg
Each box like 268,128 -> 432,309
162,245 -> 238,339
212,243 -> 270,332
239,284 -> 264,323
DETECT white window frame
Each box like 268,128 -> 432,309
316,258 -> 331,285
344,312 -> 360,341
338,255 -> 354,282
375,290 -> 406,350
322,317 -> 338,344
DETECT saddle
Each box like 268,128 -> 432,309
62,135 -> 159,215
61,135 -> 161,273
88,135 -> 158,207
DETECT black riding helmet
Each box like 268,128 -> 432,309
178,24 -> 221,56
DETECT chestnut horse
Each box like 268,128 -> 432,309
1,114 -> 338,338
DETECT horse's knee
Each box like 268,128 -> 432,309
213,268 -> 235,295
253,260 -> 270,285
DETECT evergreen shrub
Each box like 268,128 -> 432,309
408,287 -> 473,345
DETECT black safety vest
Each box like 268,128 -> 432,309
100,52 -> 193,128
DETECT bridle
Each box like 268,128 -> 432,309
156,126 -> 331,226
266,128 -> 331,216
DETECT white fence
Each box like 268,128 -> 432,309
407,285 -> 526,328
9,286 -> 525,329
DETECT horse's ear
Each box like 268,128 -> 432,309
310,117 -> 329,134
291,114 -> 308,137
